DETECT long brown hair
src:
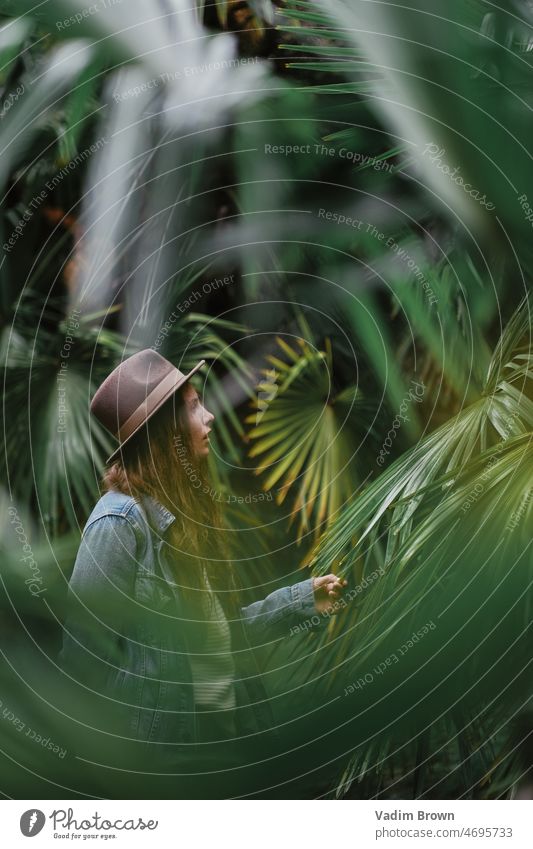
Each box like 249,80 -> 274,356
100,382 -> 237,615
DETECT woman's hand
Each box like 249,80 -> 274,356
312,574 -> 348,616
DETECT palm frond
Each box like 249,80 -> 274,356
310,295 -> 532,575
246,327 -> 372,543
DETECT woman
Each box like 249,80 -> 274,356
58,349 -> 347,794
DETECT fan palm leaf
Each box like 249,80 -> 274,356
309,295 -> 532,576
246,326 -> 374,543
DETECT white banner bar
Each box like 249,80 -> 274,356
2,800 -> 532,848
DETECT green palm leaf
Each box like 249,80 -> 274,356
246,330 -> 372,542
310,295 -> 532,574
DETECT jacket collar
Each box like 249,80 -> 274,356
139,493 -> 176,534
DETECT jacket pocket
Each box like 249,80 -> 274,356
135,573 -> 176,613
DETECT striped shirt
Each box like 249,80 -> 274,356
188,567 -> 236,712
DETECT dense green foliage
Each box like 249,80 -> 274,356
0,0 -> 531,799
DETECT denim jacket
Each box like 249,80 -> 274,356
57,490 -> 321,757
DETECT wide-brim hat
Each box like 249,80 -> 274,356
90,349 -> 206,464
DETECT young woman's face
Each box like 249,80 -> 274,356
181,383 -> 215,458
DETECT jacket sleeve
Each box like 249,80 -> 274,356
240,576 -> 326,644
57,514 -> 140,686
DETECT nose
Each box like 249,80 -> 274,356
204,406 -> 215,425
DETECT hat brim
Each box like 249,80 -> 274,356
104,359 -> 206,464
